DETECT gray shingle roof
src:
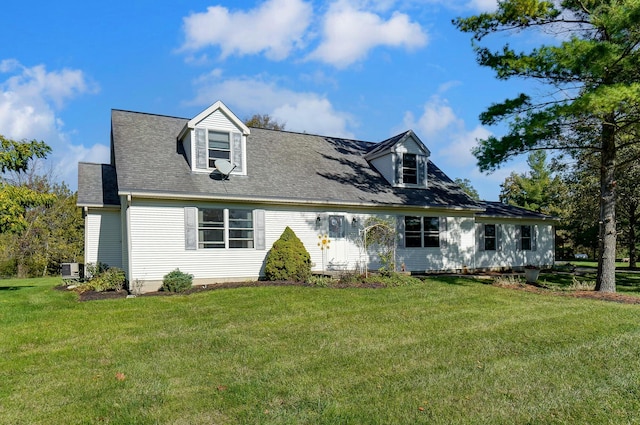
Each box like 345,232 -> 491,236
364,130 -> 410,158
76,109 -> 558,222
478,201 -> 557,221
77,162 -> 119,207
87,109 -> 481,211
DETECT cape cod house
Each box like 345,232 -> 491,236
77,101 -> 555,292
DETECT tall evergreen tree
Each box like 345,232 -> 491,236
499,151 -> 565,216
455,0 -> 640,292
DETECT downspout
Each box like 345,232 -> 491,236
83,206 -> 89,277
126,194 -> 133,284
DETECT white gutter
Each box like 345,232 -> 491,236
118,190 -> 485,213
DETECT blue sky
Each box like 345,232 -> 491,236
1,0 -> 534,200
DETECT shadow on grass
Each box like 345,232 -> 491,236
420,275 -> 481,286
616,274 -> 640,293
0,285 -> 34,291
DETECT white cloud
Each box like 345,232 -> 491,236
188,73 -> 355,138
402,95 -> 461,139
52,143 -> 110,188
444,124 -> 491,167
181,0 -> 313,60
0,62 -> 97,142
308,1 -> 428,68
465,0 -> 498,12
272,97 -> 355,137
0,59 -> 102,188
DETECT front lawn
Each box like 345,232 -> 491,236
2,277 -> 640,424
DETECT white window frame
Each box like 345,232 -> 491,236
198,207 -> 254,249
207,130 -> 231,169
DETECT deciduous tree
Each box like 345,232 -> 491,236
244,114 -> 286,131
0,136 -> 54,233
454,178 -> 481,200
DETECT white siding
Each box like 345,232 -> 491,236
85,209 -> 122,270
124,198 -> 556,291
128,200 -> 267,287
475,222 -> 555,270
196,109 -> 241,131
128,201 -> 442,289
396,137 -> 425,155
396,216 -> 476,273
370,155 -> 395,186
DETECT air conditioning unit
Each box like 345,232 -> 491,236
61,262 -> 83,279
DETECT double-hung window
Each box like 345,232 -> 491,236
198,208 -> 225,249
520,225 -> 532,251
228,210 -> 254,248
198,208 -> 254,249
484,224 -> 497,251
405,216 -> 439,248
402,153 -> 418,184
208,131 -> 230,168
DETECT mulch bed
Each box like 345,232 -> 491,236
498,282 -> 640,304
58,279 -> 640,304
63,280 -> 385,302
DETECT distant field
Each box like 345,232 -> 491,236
2,277 -> 640,424
558,260 -> 633,269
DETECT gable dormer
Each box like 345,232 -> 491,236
178,101 -> 250,176
365,130 -> 431,189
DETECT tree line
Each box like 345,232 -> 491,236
0,136 -> 82,277
455,0 -> 640,292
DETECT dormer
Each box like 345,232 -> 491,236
178,101 -> 250,176
365,130 -> 431,189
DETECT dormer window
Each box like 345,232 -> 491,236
208,131 -> 231,167
364,130 -> 430,189
179,101 -> 250,175
402,154 -> 418,184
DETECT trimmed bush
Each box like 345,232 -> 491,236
161,269 -> 193,293
265,227 -> 311,282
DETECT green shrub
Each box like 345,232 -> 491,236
0,258 -> 17,278
265,227 -> 311,282
306,275 -> 335,287
80,266 -> 126,292
338,271 -> 363,285
85,262 -> 109,279
161,269 -> 193,293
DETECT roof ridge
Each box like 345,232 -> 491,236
249,126 -> 376,146
112,109 -> 189,120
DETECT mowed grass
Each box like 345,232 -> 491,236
2,277 -> 640,424
550,262 -> 640,295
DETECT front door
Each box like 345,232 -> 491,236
327,215 -> 348,271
